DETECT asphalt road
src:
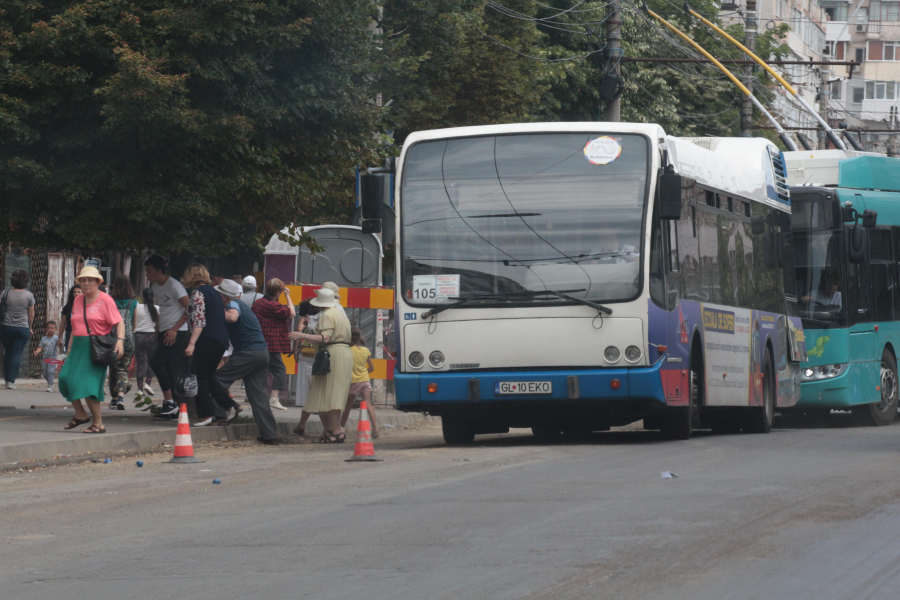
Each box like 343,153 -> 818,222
2,413 -> 900,600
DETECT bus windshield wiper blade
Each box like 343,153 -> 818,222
525,289 -> 613,314
421,289 -> 611,318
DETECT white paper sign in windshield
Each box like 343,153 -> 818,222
583,136 -> 622,165
412,274 -> 461,303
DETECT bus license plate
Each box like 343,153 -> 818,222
495,381 -> 552,395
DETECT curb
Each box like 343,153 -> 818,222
0,412 -> 429,465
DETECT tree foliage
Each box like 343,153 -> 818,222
1,0 -> 385,254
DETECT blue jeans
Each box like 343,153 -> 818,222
1,325 -> 31,384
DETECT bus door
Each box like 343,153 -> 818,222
846,227 -> 877,402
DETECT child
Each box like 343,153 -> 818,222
342,327 -> 379,437
33,321 -> 59,393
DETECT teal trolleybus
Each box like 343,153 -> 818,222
786,153 -> 900,425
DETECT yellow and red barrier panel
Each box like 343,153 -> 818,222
285,284 -> 394,310
280,284 -> 395,378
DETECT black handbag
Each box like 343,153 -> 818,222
311,343 -> 331,376
0,289 -> 9,324
176,357 -> 198,397
84,296 -> 118,367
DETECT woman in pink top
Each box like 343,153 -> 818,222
58,267 -> 124,433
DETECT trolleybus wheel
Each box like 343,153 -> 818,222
744,349 -> 775,434
442,415 -> 475,444
852,350 -> 898,427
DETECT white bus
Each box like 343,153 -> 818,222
387,123 -> 807,443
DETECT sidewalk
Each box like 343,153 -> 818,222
0,380 -> 425,464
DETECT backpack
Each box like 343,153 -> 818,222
117,299 -> 136,351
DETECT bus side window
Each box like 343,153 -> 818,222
649,217 -> 666,308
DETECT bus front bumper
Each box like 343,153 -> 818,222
796,368 -> 854,407
394,362 -> 667,413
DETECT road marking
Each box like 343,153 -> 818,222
0,416 -> 29,421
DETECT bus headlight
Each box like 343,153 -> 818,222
604,346 -> 620,363
429,351 -> 445,368
624,346 -> 642,363
408,351 -> 425,369
801,363 -> 849,381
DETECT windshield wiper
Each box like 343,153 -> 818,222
421,289 -> 612,318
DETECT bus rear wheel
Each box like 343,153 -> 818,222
442,416 -> 475,444
852,350 -> 898,427
744,349 -> 775,434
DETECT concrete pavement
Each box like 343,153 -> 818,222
0,380 -> 425,464
3,417 -> 900,599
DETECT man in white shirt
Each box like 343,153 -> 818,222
240,275 -> 262,307
144,255 -> 190,418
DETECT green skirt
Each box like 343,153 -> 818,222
58,336 -> 107,403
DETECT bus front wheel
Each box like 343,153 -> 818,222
442,416 -> 475,444
852,350 -> 898,427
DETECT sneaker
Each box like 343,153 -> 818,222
47,386 -> 54,393
108,399 -> 118,410
159,401 -> 179,416
116,399 -> 126,410
153,412 -> 174,421
142,383 -> 155,396
5,382 -> 16,390
193,417 -> 214,427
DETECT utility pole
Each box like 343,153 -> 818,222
605,0 -> 622,121
818,67 -> 830,149
741,1 -> 757,137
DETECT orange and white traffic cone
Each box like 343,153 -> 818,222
168,403 -> 203,464
346,401 -> 383,462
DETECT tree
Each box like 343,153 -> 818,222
379,0 -> 552,146
1,0 -> 386,255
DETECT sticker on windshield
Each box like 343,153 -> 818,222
583,137 -> 622,165
412,274 -> 461,303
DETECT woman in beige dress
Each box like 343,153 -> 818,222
288,288 -> 353,442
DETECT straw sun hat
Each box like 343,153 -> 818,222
76,266 -> 104,283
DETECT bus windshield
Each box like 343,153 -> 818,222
793,230 -> 847,326
400,133 -> 650,305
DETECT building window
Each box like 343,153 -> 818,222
869,41 -> 900,61
853,86 -> 865,102
865,81 -> 898,99
869,1 -> 900,21
821,1 -> 849,20
856,47 -> 866,63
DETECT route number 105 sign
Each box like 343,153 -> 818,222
412,274 -> 460,303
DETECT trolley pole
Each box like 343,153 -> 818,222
605,0 -> 622,121
818,67 -> 830,149
741,1 -> 757,137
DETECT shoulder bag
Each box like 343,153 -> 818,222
0,289 -> 9,324
84,297 -> 118,367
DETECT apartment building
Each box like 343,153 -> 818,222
822,0 -> 900,152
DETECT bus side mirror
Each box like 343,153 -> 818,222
862,209 -> 878,228
360,174 -> 385,220
751,216 -> 765,235
763,231 -> 777,269
849,225 -> 867,264
657,174 -> 682,220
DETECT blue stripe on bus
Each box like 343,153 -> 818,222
394,361 -> 667,406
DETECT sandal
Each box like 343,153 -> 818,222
293,424 -> 305,436
82,425 -> 106,434
64,417 -> 91,430
316,431 -> 341,444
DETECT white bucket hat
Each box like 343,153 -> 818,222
322,281 -> 341,300
310,287 -> 337,308
215,278 -> 243,298
242,275 -> 257,288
